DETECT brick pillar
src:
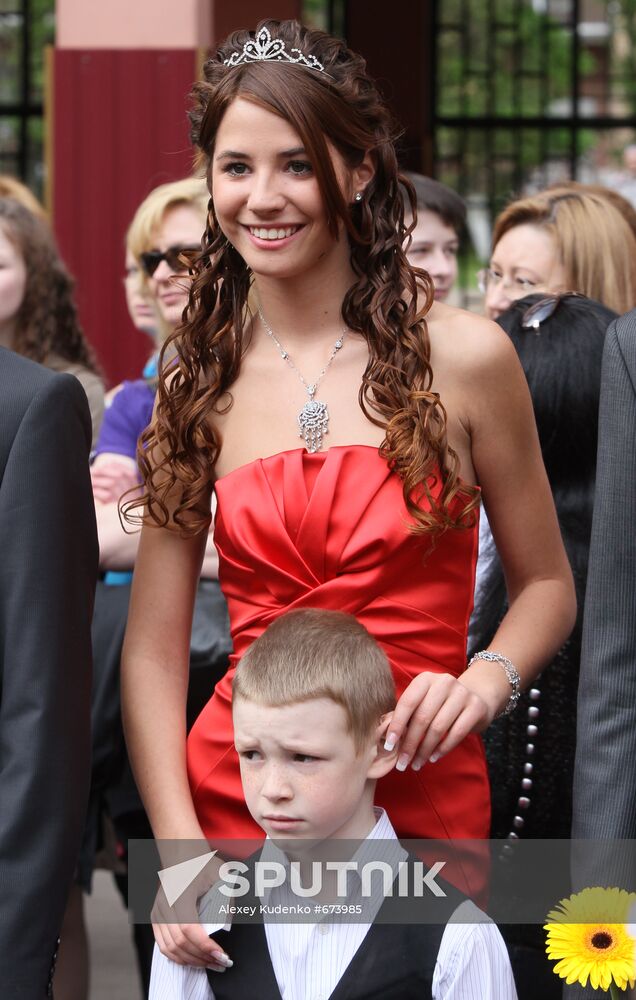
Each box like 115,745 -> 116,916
51,0 -> 301,386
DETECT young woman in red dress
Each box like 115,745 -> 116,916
121,19 -> 575,970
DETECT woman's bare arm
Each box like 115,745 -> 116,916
464,315 -> 576,700
121,512 -> 229,967
91,454 -> 141,570
122,522 -> 206,838
92,453 -> 219,576
388,314 -> 576,768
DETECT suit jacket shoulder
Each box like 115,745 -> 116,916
0,347 -> 92,473
571,308 -> 636,846
0,347 -> 96,998
606,308 -> 636,380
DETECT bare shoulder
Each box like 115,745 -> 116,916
424,302 -> 532,466
426,301 -> 518,385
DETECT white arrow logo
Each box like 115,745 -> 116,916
158,850 -> 218,907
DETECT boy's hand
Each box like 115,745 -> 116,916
384,672 -> 491,771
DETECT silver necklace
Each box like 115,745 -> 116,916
257,304 -> 346,454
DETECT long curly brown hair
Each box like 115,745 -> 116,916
131,19 -> 478,536
0,197 -> 99,372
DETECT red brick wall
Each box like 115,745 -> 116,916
51,49 -> 198,387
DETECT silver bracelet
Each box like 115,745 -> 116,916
467,650 -> 521,717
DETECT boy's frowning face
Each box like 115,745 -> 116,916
233,696 -> 381,843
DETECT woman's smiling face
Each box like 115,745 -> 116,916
211,97 -> 355,283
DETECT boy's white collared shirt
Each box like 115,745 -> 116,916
149,808 -> 518,1000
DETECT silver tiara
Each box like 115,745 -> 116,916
223,27 -> 325,73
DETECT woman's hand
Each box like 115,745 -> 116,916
151,869 -> 232,971
385,671 -> 493,772
153,921 -> 231,972
91,455 -> 138,504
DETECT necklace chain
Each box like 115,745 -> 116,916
257,304 -> 347,453
257,305 -> 346,399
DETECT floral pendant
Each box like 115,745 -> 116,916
298,399 -> 329,453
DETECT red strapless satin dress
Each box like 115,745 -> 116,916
187,444 -> 490,842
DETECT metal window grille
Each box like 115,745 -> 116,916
0,0 -> 53,196
432,0 -> 636,302
303,0 -> 346,37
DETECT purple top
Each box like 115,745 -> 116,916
94,379 -> 154,461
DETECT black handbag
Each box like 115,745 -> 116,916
189,578 -> 233,667
90,579 -> 131,792
186,578 -> 233,728
90,576 -> 232,791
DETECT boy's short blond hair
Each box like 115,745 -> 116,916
233,609 -> 395,751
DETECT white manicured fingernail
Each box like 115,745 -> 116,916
396,754 -> 409,771
429,752 -> 441,764
213,952 -> 233,968
384,733 -> 397,751
411,760 -> 422,772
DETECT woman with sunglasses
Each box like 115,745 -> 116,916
470,291 -> 617,1000
120,20 -> 576,974
77,178 -> 229,999
91,177 -> 211,571
480,187 -> 636,321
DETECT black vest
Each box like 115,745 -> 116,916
209,862 -> 466,1000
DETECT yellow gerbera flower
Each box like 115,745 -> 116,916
545,887 -> 636,992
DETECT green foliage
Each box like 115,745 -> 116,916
302,0 -> 329,30
613,0 -> 636,117
301,0 -> 345,37
437,0 -> 587,118
30,0 -> 55,101
436,0 -> 598,211
0,0 -> 53,103
0,0 -> 53,192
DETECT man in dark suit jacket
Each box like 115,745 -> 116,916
571,311 -> 636,999
0,347 -> 98,998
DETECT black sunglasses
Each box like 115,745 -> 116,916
140,244 -> 200,277
521,292 -> 586,330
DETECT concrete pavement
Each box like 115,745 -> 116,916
85,871 -> 142,999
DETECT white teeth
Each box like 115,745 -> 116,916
249,226 -> 299,240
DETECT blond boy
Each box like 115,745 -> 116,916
150,609 -> 517,999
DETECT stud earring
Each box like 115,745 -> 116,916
354,191 -> 363,202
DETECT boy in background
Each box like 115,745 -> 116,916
150,609 -> 517,999
404,173 -> 467,303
